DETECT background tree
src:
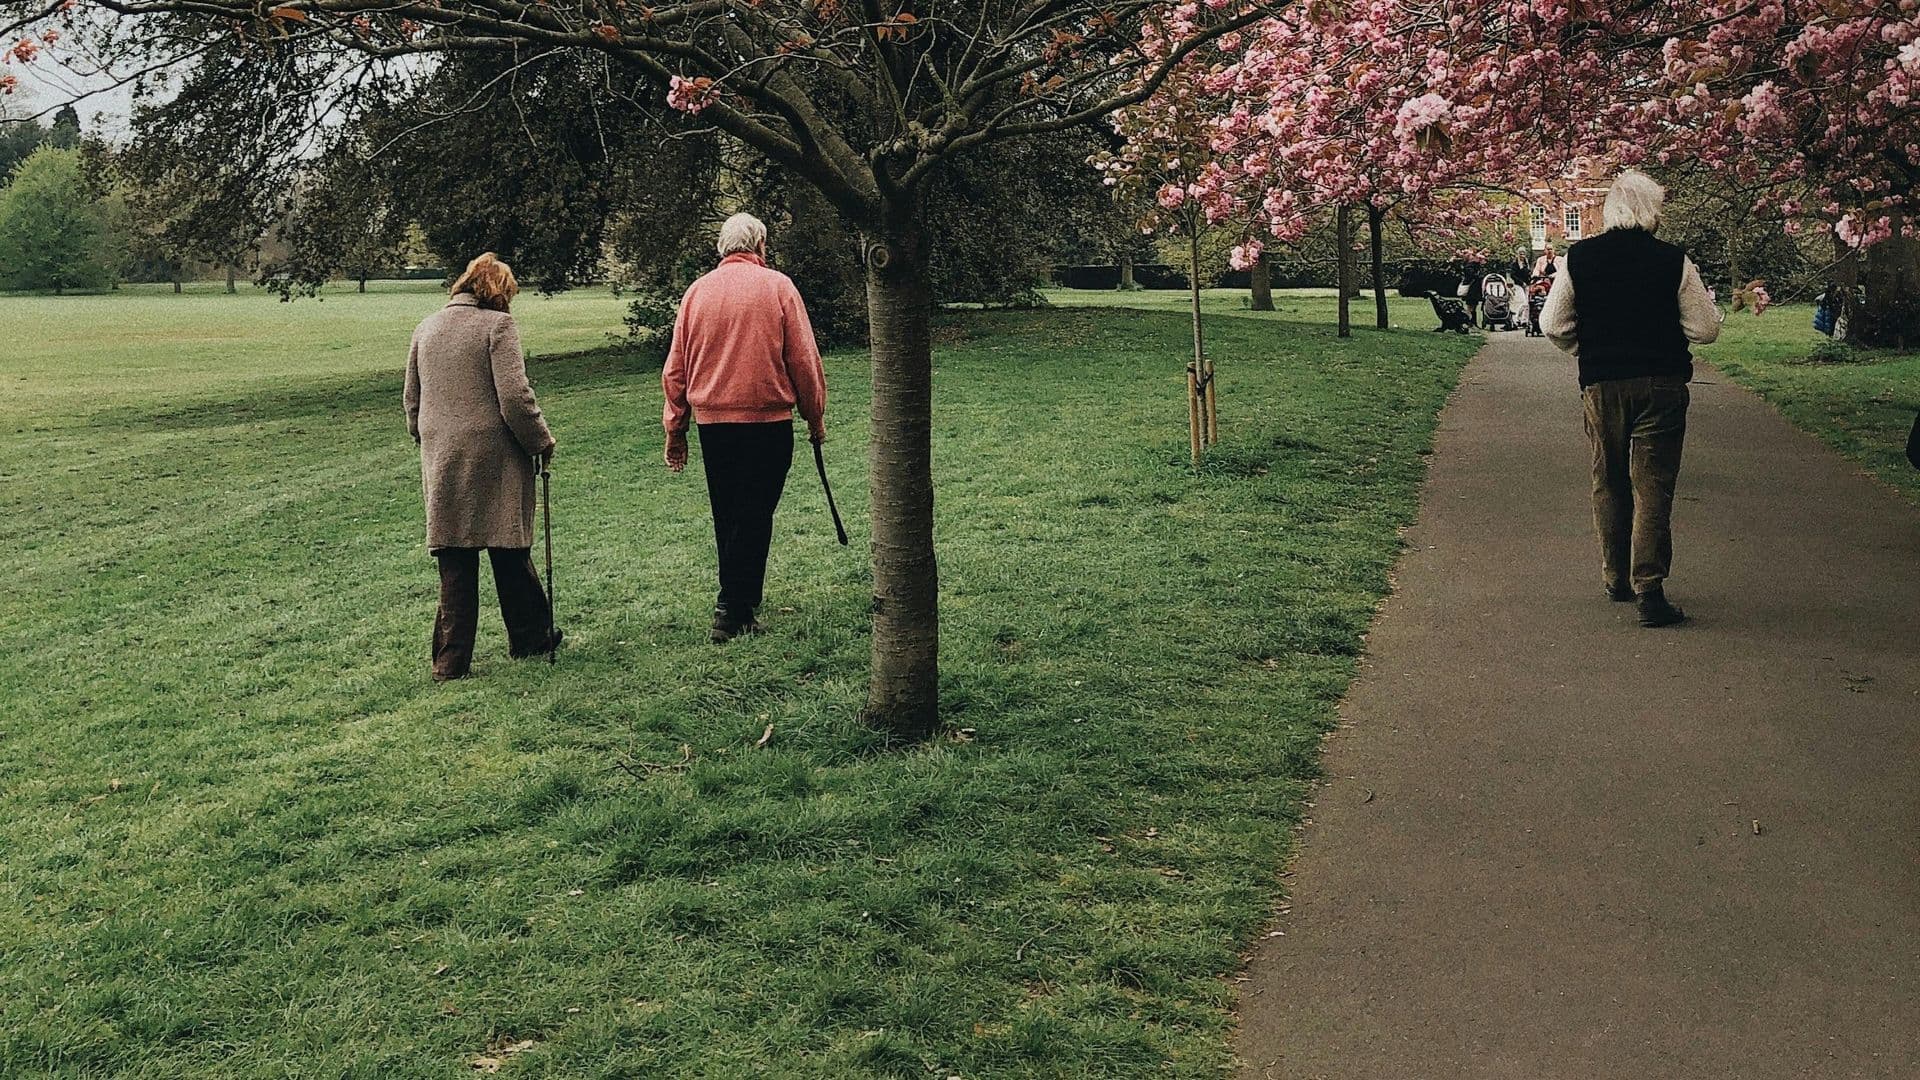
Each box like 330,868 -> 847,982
272,149 -> 411,293
0,145 -> 116,291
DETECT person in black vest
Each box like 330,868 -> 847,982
1540,171 -> 1723,627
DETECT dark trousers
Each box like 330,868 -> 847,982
1583,376 -> 1689,595
698,420 -> 794,620
432,547 -> 552,678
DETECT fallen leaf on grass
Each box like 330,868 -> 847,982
431,964 -> 449,977
754,724 -> 774,749
471,1057 -> 503,1073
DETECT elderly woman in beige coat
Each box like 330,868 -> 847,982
404,252 -> 560,680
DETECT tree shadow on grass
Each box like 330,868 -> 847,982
84,346 -> 661,434
1194,432 -> 1330,478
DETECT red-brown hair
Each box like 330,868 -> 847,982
450,252 -> 519,312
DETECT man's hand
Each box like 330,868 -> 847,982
665,429 -> 689,472
809,423 -> 827,446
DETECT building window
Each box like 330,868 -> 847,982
1564,205 -> 1582,240
1530,205 -> 1547,246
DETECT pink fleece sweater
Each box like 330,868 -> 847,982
661,253 -> 827,434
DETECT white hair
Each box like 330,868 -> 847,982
1602,170 -> 1665,232
716,213 -> 768,257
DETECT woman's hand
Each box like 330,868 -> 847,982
665,429 -> 689,473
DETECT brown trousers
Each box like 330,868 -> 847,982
432,547 -> 552,679
1583,376 -> 1689,595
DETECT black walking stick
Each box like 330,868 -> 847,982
812,437 -> 849,546
540,452 -> 556,664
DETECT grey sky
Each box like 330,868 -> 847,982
6,52 -> 136,138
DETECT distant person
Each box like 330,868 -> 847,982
1813,281 -> 1840,337
1540,171 -> 1722,628
1462,262 -> 1486,327
405,252 -> 560,680
1532,243 -> 1559,280
1510,247 -> 1533,286
662,213 -> 827,643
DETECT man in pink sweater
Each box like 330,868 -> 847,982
662,212 -> 828,642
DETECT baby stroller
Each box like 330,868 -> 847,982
1480,273 -> 1516,331
1430,294 -> 1473,334
1524,276 -> 1550,338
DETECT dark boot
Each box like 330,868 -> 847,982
1637,589 -> 1687,628
710,608 -> 756,644
1606,584 -> 1635,603
512,627 -> 564,659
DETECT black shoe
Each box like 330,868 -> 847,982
711,609 -> 755,644
1606,584 -> 1635,603
511,627 -> 564,658
1637,590 -> 1687,628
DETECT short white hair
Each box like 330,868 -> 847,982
1602,170 -> 1665,232
716,213 -> 768,256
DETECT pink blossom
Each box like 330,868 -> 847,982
667,74 -> 716,114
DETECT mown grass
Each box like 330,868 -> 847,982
0,284 -> 1474,1078
1706,303 -> 1920,503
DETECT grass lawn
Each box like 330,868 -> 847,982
1706,304 -> 1920,503
0,284 -> 1473,1077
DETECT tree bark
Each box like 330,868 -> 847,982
1118,251 -> 1136,291
1189,229 -> 1206,380
862,203 -> 940,742
1250,253 -> 1274,311
1368,205 -> 1388,330
358,274 -> 368,293
226,266 -> 237,294
1857,220 -> 1920,349
1336,205 -> 1354,338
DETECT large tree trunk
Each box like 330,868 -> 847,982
1368,205 -> 1388,330
1336,205 -> 1354,338
1857,221 -> 1920,348
225,266 -> 238,294
1117,251 -> 1137,291
1250,253 -> 1274,311
862,204 -> 940,742
358,274 -> 368,293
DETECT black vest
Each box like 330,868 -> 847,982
1566,229 -> 1692,387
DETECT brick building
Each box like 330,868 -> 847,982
1517,170 -> 1611,251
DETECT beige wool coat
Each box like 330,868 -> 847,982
404,295 -> 555,551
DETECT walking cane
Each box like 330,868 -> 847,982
540,452 -> 556,664
812,437 -> 849,546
